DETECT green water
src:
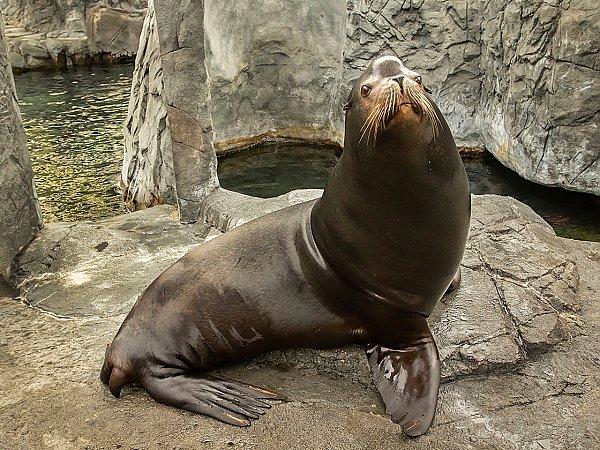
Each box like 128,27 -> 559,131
14,64 -> 133,222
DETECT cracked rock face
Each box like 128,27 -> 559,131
345,0 -> 599,196
431,195 -> 580,379
0,14 -> 42,279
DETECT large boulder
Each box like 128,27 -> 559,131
0,11 -> 42,280
0,0 -> 147,69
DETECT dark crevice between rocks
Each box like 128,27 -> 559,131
535,130 -> 551,176
490,383 -> 586,413
491,278 -> 528,357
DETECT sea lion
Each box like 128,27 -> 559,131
100,55 -> 471,437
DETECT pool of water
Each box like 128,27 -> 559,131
14,64 -> 133,222
218,144 -> 339,198
13,65 -> 600,241
219,145 -> 600,242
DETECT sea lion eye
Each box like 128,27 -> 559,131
415,76 -> 422,85
361,85 -> 371,97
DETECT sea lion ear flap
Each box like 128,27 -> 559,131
343,86 -> 355,111
424,84 -> 432,94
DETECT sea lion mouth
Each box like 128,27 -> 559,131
384,102 -> 420,125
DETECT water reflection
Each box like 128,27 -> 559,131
15,65 -> 132,222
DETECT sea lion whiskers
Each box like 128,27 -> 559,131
359,90 -> 387,146
359,87 -> 397,147
404,81 -> 442,138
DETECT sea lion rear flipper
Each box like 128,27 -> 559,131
143,373 -> 287,427
366,329 -> 440,437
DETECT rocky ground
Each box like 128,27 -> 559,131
1,193 -> 599,449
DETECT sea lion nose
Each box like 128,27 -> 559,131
391,75 -> 405,92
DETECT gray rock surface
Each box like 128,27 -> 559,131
11,205 -> 208,318
122,0 -> 219,223
2,193 -> 599,449
0,12 -> 42,280
478,0 -> 600,196
121,0 -> 175,211
344,0 -> 600,195
205,0 -> 346,152
0,0 -> 146,70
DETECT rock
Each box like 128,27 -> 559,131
86,5 -> 144,56
0,13 -> 42,280
0,0 -> 147,69
204,0 -> 346,151
123,0 -> 218,223
432,195 -> 581,379
477,0 -> 600,196
11,205 -> 207,318
201,187 -> 323,231
4,192 -> 600,449
122,0 -> 175,211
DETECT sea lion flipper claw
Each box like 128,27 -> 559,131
143,373 -> 285,427
366,333 -> 440,437
445,268 -> 462,294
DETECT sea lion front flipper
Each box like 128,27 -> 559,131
142,373 -> 286,427
366,330 -> 440,437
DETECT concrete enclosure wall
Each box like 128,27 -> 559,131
205,0 -> 347,151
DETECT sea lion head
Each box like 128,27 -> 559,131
344,56 -> 441,149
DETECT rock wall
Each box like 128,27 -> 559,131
121,1 -> 175,211
123,0 -> 218,223
478,0 -> 599,195
0,11 -> 42,279
344,0 -> 599,195
0,0 -> 146,70
204,0 -> 347,151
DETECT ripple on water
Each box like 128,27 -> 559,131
15,65 -> 133,223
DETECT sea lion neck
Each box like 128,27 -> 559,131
309,118 -> 470,314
